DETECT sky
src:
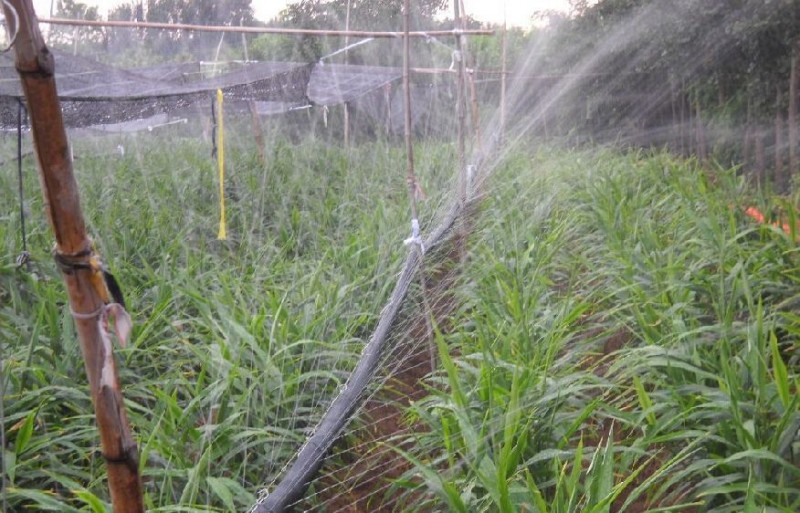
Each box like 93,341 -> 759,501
31,0 -> 575,28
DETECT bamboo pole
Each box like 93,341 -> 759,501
459,0 -> 481,151
453,0 -> 467,185
343,0 -> 351,147
499,16 -> 507,146
789,40 -> 799,178
755,129 -> 765,186
453,0 -> 468,262
402,0 -> 436,392
38,16 -> 493,37
695,92 -> 706,161
2,1 -> 144,512
248,100 -> 266,166
403,0 -> 417,223
776,86 -> 785,190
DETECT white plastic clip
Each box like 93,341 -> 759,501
404,218 -> 425,254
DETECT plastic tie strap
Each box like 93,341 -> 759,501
69,302 -> 132,348
403,218 -> 424,254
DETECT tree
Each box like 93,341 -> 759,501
271,0 -> 448,63
48,0 -> 105,53
528,0 -> 800,180
107,0 -> 254,59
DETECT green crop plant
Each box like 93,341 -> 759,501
2,134 -> 798,511
397,150 -> 800,513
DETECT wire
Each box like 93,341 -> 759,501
0,340 -> 5,513
210,94 -> 217,159
0,296 -> 6,513
0,0 -> 18,53
16,100 -> 30,270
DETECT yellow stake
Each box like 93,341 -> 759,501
216,89 -> 227,240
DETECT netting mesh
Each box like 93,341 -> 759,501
1,17 -> 480,513
0,50 -> 414,130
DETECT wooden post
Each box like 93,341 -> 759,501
403,0 -> 416,218
743,98 -> 752,170
343,0 -> 351,147
680,80 -> 687,154
695,92 -> 706,161
755,129 -> 765,187
453,0 -> 466,167
384,82 -> 392,136
669,76 -> 677,152
456,0 -> 480,152
789,40 -> 799,179
453,0 -> 469,262
248,100 -> 266,166
2,2 -> 145,512
499,17 -> 507,147
776,86 -> 785,190
240,19 -> 249,61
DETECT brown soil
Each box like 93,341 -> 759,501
572,323 -> 700,513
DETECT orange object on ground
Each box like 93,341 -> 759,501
744,206 -> 796,236
744,206 -> 766,224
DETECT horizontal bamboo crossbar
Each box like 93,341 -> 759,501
39,17 -> 494,37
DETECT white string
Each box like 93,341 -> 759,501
69,304 -> 104,320
318,38 -> 375,63
147,118 -> 188,132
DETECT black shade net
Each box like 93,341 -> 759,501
0,49 -> 407,130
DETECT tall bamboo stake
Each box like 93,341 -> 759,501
499,15 -> 507,146
2,2 -> 144,512
402,0 -> 436,382
403,1 -> 416,214
453,0 -> 468,261
776,86 -> 785,190
460,0 -> 481,151
453,0 -> 467,176
343,0 -> 351,147
789,40 -> 799,178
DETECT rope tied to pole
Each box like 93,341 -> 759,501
53,244 -> 132,347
